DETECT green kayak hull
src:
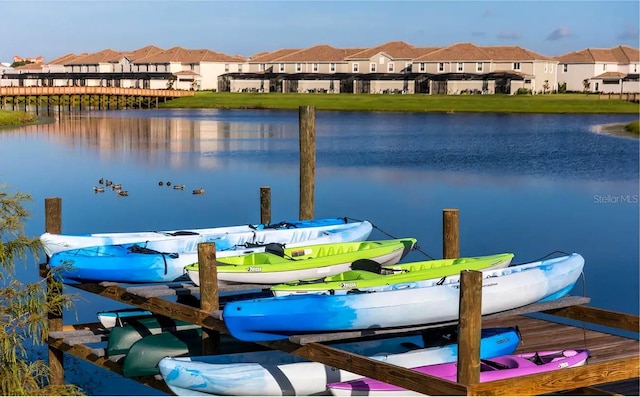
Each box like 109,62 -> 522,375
121,328 -> 266,378
107,316 -> 198,357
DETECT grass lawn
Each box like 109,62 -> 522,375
160,92 -> 639,114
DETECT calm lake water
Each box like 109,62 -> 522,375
0,108 -> 638,395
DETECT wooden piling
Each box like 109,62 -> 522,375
299,105 -> 315,220
45,197 -> 64,386
457,269 -> 483,385
260,186 -> 271,224
197,242 -> 220,355
443,208 -> 460,259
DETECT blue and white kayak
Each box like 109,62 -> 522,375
158,327 -> 520,396
222,253 -> 584,342
48,220 -> 373,283
40,217 -> 355,256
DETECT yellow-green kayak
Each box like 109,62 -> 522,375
185,238 -> 417,285
270,252 -> 514,296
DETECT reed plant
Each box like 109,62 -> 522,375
0,110 -> 37,127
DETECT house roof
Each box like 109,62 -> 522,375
174,70 -> 200,76
414,42 -> 550,62
346,41 -> 431,60
125,45 -> 165,61
592,71 -> 627,79
14,63 -> 44,71
481,46 -> 550,61
48,53 -> 85,65
65,49 -> 125,65
249,48 -> 303,62
274,44 -> 367,62
134,47 -> 245,64
555,45 -> 640,63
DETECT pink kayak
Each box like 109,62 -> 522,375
327,349 -> 590,396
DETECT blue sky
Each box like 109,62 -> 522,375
1,0 -> 638,63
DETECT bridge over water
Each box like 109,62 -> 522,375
0,86 -> 194,112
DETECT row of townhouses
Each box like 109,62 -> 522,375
1,41 -> 638,95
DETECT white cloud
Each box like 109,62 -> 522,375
617,27 -> 639,41
547,27 -> 572,41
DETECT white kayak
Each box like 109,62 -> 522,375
48,220 -> 374,283
158,327 -> 521,396
40,217 -> 359,256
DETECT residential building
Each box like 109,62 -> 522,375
555,45 -> 640,93
0,42 -> 637,95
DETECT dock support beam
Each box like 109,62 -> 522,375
299,105 -> 315,220
198,242 -> 220,355
443,208 -> 460,259
260,186 -> 271,224
45,197 -> 64,386
457,269 -> 483,385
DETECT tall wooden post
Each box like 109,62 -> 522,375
299,105 -> 315,220
197,242 -> 220,355
45,197 -> 64,386
443,208 -> 459,259
456,270 -> 483,385
260,186 -> 271,224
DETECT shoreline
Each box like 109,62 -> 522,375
590,122 -> 639,139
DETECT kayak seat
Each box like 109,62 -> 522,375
351,259 -> 383,274
167,231 -> 200,236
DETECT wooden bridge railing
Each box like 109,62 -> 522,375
0,86 -> 194,97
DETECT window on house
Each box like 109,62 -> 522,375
330,63 -> 336,72
544,63 -> 548,73
563,64 -> 568,72
388,63 -> 394,72
312,63 -> 318,72
603,64 -> 607,71
296,63 -> 302,72
190,64 -> 195,71
513,62 -> 521,70
259,63 -> 265,71
438,63 -> 444,72
419,63 -> 425,72
224,64 -> 229,72
238,64 -> 243,72
370,63 -> 376,72
457,62 -> 463,72
353,63 -> 359,72
279,63 -> 285,72
405,62 -> 411,73
476,62 -> 483,72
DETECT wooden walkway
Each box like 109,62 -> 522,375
0,86 -> 193,111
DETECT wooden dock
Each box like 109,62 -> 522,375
42,272 -> 639,395
39,107 -> 639,395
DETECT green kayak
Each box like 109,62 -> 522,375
121,328 -> 267,378
107,315 -> 199,357
185,238 -> 417,285
270,252 -> 514,296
